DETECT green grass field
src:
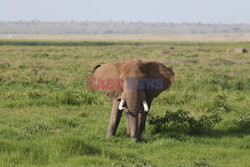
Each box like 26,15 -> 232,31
0,40 -> 249,167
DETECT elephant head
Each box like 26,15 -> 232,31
91,58 -> 174,141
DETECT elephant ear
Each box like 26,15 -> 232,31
91,62 -> 124,99
144,61 -> 174,100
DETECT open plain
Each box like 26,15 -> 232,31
0,37 -> 249,166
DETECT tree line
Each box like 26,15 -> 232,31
1,21 -> 250,34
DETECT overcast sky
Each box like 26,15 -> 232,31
0,0 -> 249,24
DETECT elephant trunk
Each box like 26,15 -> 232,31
119,88 -> 148,112
124,89 -> 139,140
125,89 -> 139,112
121,88 -> 148,141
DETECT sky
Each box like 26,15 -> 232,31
0,0 -> 249,24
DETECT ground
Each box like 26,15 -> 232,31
0,39 -> 249,166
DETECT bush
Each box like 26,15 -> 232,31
56,89 -> 102,106
204,74 -> 249,91
179,158 -> 216,167
196,90 -> 232,113
156,91 -> 195,105
29,53 -> 49,58
5,90 -> 18,100
0,62 -> 11,70
148,109 -> 222,135
233,112 -> 250,133
112,157 -> 153,167
25,90 -> 46,99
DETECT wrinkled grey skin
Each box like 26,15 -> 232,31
92,59 -> 174,141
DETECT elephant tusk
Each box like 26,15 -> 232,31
119,100 -> 125,110
142,100 -> 149,111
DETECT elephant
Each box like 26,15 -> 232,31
91,58 -> 174,141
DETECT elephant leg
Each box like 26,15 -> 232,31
138,111 -> 148,141
128,112 -> 138,141
123,108 -> 130,135
106,100 -> 123,137
137,100 -> 152,141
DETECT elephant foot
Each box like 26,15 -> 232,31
106,132 -> 113,137
130,136 -> 142,142
131,137 -> 138,142
133,137 -> 148,143
136,138 -> 142,142
106,125 -> 117,137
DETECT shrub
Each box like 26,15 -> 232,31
155,91 -> 195,105
29,53 -> 49,58
52,53 -> 66,60
56,89 -> 102,106
148,109 -> 222,135
232,112 -> 250,133
179,158 -> 216,167
112,157 -> 153,167
204,74 -> 249,91
5,90 -> 18,100
196,90 -> 232,113
25,90 -> 46,99
0,62 -> 11,70
25,122 -> 51,135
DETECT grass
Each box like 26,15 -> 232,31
0,39 -> 249,166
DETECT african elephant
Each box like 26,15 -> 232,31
91,58 -> 174,141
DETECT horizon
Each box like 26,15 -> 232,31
1,20 -> 250,25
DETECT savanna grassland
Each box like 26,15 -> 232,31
0,40 -> 249,167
